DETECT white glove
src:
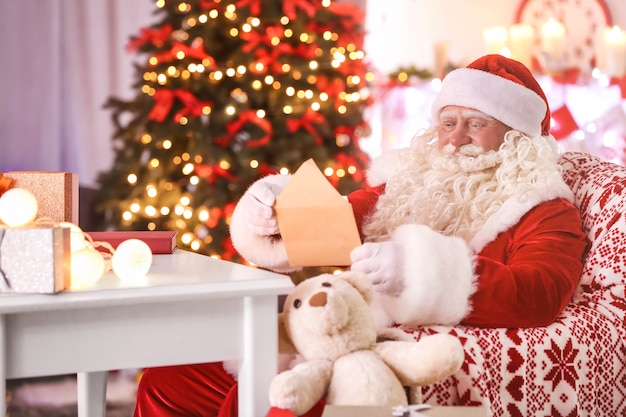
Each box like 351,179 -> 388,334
350,241 -> 404,295
238,177 -> 288,236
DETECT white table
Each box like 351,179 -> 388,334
0,250 -> 294,417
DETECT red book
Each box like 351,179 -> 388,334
86,231 -> 178,254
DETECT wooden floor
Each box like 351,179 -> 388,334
6,371 -> 138,417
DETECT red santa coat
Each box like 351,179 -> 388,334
348,187 -> 588,328
230,153 -> 589,329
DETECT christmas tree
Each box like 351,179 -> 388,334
95,0 -> 372,265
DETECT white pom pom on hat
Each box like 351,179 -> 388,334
431,54 -> 551,138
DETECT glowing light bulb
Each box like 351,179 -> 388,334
0,188 -> 38,227
71,245 -> 106,289
112,239 -> 153,282
58,222 -> 91,252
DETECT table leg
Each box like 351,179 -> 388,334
239,295 -> 278,417
77,371 -> 108,417
0,316 -> 5,417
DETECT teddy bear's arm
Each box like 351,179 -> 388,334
269,359 -> 333,415
373,334 -> 464,386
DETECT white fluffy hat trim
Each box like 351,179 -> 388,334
431,67 -> 547,138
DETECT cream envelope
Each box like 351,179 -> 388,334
275,159 -> 362,267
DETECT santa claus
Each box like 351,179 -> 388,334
229,53 -> 589,329
132,54 -> 589,417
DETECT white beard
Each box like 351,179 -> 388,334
362,131 -> 544,243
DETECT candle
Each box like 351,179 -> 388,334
483,26 -> 508,55
509,24 -> 535,68
433,41 -> 448,78
541,18 -> 566,61
603,25 -> 626,78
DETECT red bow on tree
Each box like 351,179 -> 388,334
206,207 -> 223,229
336,153 -> 364,180
235,0 -> 262,15
249,38 -> 318,74
223,202 -> 236,220
327,2 -> 365,22
324,151 -> 367,187
286,108 -> 327,145
241,30 -> 269,53
249,53 -> 276,74
326,3 -> 365,42
282,0 -> 318,20
256,162 -> 277,177
126,25 -> 173,52
151,42 -> 215,66
316,75 -> 346,99
195,164 -> 238,185
216,110 -> 273,148
242,25 -> 287,54
148,89 -> 212,122
250,45 -> 293,74
199,0 -> 220,10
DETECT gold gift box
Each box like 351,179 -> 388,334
4,172 -> 78,224
0,225 -> 71,293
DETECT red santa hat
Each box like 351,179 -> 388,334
431,54 -> 550,137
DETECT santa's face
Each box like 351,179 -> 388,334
437,105 -> 512,152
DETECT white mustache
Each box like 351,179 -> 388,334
436,144 -> 502,172
441,143 -> 484,156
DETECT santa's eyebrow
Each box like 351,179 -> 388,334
439,109 -> 496,121
463,110 -> 496,120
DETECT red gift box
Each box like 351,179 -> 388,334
86,231 -> 177,254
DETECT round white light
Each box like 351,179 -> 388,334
112,239 -> 153,282
0,188 -> 38,227
58,222 -> 91,252
70,245 -> 106,289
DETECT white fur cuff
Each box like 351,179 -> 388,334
378,224 -> 476,326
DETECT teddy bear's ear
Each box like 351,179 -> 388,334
277,312 -> 298,354
338,271 -> 373,304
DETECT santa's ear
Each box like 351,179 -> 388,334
277,313 -> 297,354
338,271 -> 373,304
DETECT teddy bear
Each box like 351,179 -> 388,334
269,271 -> 465,416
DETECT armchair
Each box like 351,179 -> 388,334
404,151 -> 626,416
